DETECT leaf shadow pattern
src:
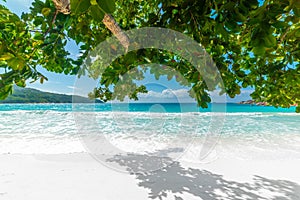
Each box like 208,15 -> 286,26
106,149 -> 300,200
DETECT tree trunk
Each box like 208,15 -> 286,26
51,0 -> 129,50
102,13 -> 130,51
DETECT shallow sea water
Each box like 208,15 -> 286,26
0,103 -> 299,162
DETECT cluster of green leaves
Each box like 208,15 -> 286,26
0,5 -> 43,99
91,0 -> 300,110
0,0 -> 115,99
0,0 -> 299,111
0,1 -> 75,99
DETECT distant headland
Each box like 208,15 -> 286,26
238,100 -> 269,106
239,100 -> 298,107
0,87 -> 103,104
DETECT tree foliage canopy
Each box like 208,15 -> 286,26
0,0 -> 299,111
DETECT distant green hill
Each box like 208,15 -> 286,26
0,87 -> 102,104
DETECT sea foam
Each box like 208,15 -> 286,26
0,110 -> 299,161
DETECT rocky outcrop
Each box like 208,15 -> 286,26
238,100 -> 268,106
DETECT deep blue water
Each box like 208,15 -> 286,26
0,103 -> 297,113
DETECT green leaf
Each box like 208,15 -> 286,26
96,0 -> 115,13
7,57 -> 25,70
0,84 -> 12,100
40,76 -> 45,84
295,29 -> 300,38
272,21 -> 288,29
215,23 -> 229,40
172,9 -> 178,15
0,53 -> 14,61
296,106 -> 300,113
41,7 -> 51,17
15,79 -> 26,87
34,33 -> 44,40
90,5 -> 105,21
90,0 -> 97,5
252,45 -> 266,56
71,0 -> 91,15
264,34 -> 277,47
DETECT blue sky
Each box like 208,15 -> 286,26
1,0 -> 253,103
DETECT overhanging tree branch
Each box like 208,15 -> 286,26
51,0 -> 129,50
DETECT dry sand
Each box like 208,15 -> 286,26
1,151 -> 300,200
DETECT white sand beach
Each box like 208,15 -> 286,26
1,111 -> 300,199
1,149 -> 300,200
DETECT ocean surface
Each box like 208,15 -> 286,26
0,103 -> 297,112
0,103 -> 299,162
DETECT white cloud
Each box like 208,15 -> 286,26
207,89 -> 254,103
208,90 -> 227,103
67,86 -> 76,90
137,89 -> 195,103
113,88 -> 250,103
240,89 -> 254,94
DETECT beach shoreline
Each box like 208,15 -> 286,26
1,106 -> 299,199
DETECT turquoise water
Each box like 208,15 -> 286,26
0,103 -> 299,158
0,103 -> 297,112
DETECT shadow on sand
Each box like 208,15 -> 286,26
107,148 -> 300,200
